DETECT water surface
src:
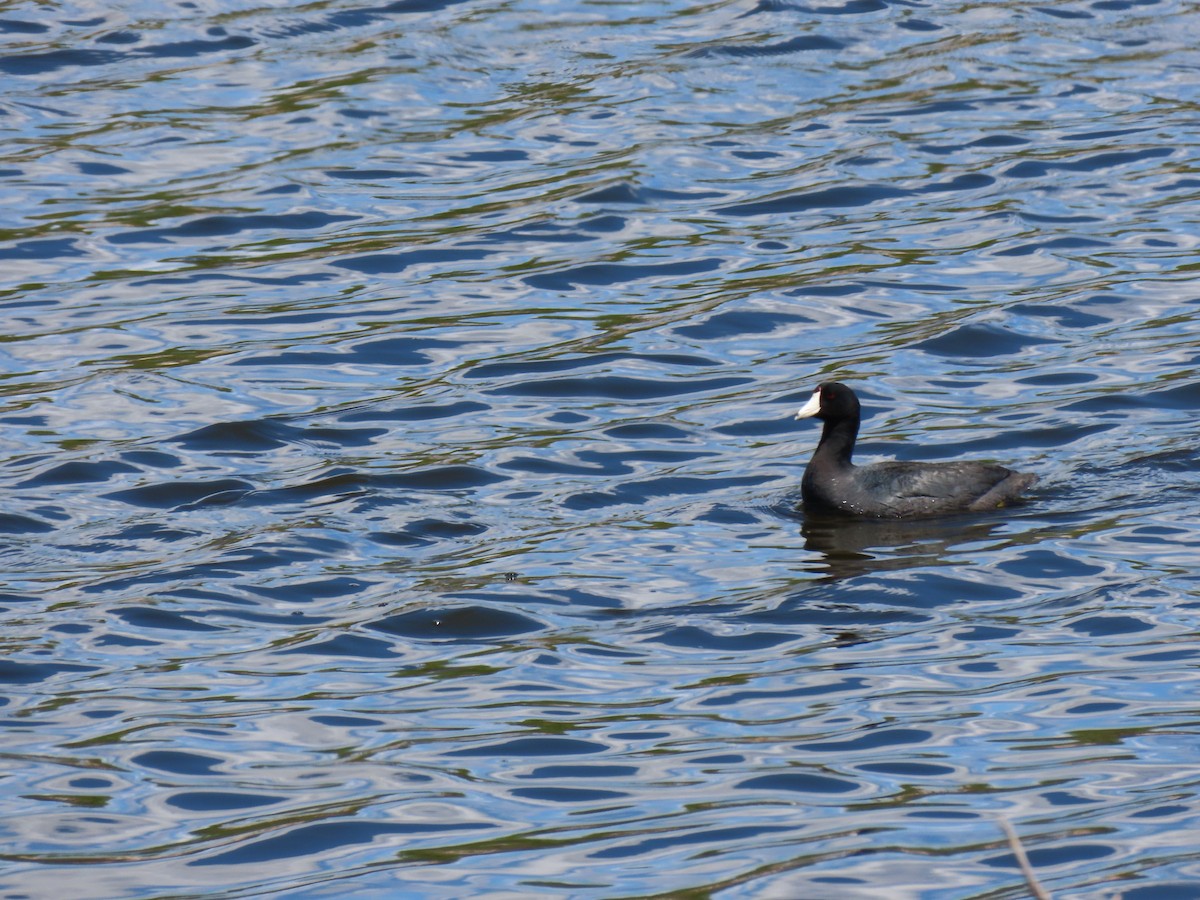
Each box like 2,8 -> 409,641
3,0 -> 1200,897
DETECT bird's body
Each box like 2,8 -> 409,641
795,382 -> 1037,519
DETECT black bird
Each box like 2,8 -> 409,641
794,382 -> 1037,518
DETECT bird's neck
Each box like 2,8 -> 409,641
816,417 -> 858,468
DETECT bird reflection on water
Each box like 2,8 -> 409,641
790,504 -> 1009,584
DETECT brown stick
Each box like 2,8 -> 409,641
1000,817 -> 1050,900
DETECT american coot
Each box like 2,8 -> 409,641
794,382 -> 1037,518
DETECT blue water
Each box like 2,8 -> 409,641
3,0 -> 1200,896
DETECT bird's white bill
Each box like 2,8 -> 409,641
794,389 -> 822,420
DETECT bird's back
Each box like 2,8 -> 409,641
804,459 -> 1038,518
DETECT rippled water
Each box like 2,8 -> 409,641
4,0 -> 1200,896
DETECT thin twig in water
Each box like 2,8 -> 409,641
1000,817 -> 1050,900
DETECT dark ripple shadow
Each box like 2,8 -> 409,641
104,464 -> 506,511
0,659 -> 97,683
0,512 -> 55,533
334,247 -> 491,274
245,576 -> 373,604
649,625 -> 797,652
744,0 -> 888,13
368,604 -> 547,643
267,0 -> 478,37
736,772 -> 859,794
698,674 -> 871,708
510,785 -> 629,803
464,345 -> 743,402
277,633 -> 398,659
136,271 -> 336,288
0,48 -> 126,75
107,211 -> 357,245
488,374 -> 750,400
521,257 -> 722,290
134,750 -> 223,775
190,820 -> 492,868
472,215 -> 620,243
105,478 -> 254,510
0,19 -> 49,35
1004,147 -> 1173,178
499,446 -> 714,478
167,791 -> 281,812
447,736 -> 606,758
590,823 -> 799,860
369,515 -> 487,548
686,35 -> 845,58
1036,5 -> 1096,18
341,400 -> 488,423
231,335 -> 463,368
465,350 -> 717,380
0,237 -> 85,260
914,323 -> 1059,358
566,473 -> 776,510
720,183 -> 908,217
992,236 -> 1108,257
673,308 -> 813,340
573,183 -> 726,205
718,173 -> 993,216
113,606 -> 226,633
1065,382 -> 1200,413
324,166 -> 425,180
17,459 -> 140,486
170,419 -> 385,453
